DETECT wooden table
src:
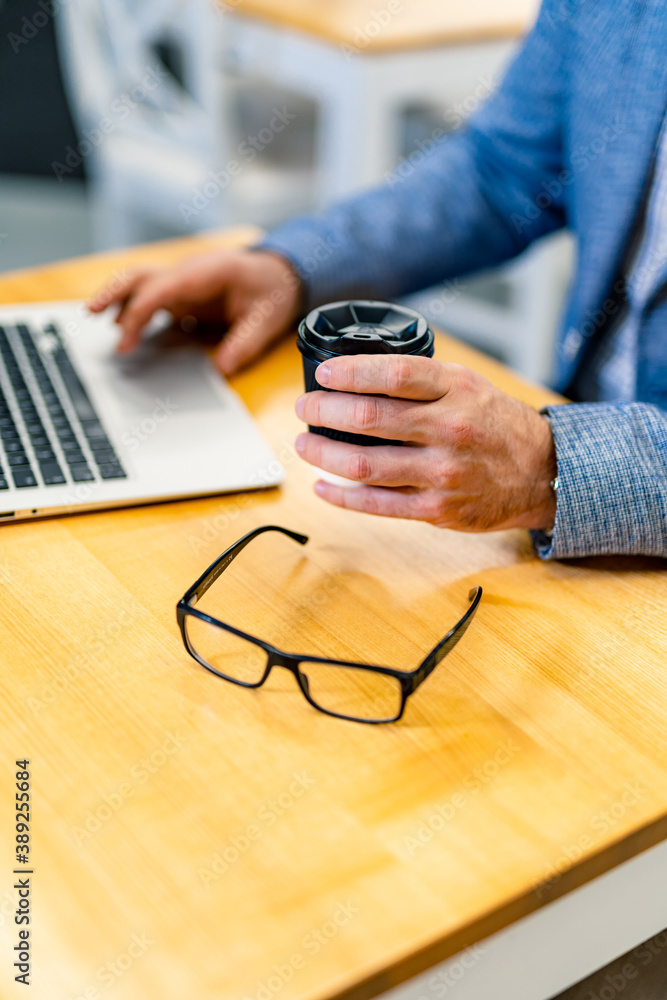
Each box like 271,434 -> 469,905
225,0 -> 539,53
0,231 -> 666,1000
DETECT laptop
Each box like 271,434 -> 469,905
0,301 -> 284,523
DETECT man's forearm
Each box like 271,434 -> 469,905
257,136 -> 529,310
532,402 -> 667,559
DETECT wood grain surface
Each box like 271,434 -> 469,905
225,0 -> 540,52
0,231 -> 665,1000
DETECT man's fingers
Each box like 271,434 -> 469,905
296,390 -> 431,443
214,322 -> 259,375
215,309 -> 275,375
114,274 -> 189,353
215,289 -> 294,375
295,432 -> 436,488
88,267 -> 156,313
312,480 -> 441,521
88,267 -> 179,354
114,298 -> 138,328
315,354 -> 457,400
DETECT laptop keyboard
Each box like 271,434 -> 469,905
0,322 -> 127,491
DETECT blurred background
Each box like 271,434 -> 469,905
0,0 -> 573,383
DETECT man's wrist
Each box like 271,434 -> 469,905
525,413 -> 558,531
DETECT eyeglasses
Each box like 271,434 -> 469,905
177,525 -> 482,724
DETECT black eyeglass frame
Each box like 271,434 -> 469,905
176,525 -> 482,724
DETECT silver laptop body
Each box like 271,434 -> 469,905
0,301 -> 283,523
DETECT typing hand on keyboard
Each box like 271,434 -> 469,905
88,248 -> 302,377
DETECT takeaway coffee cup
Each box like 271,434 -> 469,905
297,300 -> 434,447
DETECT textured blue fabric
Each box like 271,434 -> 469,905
257,0 -> 667,560
591,115 -> 667,402
533,401 -> 667,558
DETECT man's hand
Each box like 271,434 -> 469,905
295,355 -> 557,532
88,249 -> 302,375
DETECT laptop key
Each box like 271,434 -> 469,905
12,468 -> 37,488
89,437 -> 114,453
65,451 -> 86,466
0,477 -> 8,490
52,348 -> 99,422
53,423 -> 75,437
39,462 -> 66,485
3,440 -> 24,453
91,448 -> 119,465
33,447 -> 56,462
70,464 -> 94,482
81,420 -> 106,438
98,463 -> 127,480
58,440 -> 81,454
7,453 -> 30,467
60,438 -> 84,452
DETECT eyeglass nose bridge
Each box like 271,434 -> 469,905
266,651 -> 294,669
265,652 -> 309,694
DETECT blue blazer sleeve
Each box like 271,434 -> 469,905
533,402 -> 667,558
257,0 -> 571,309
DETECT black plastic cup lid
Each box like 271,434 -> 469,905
298,300 -> 433,360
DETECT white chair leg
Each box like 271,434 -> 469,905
315,60 -> 402,204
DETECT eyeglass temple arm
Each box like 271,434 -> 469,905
410,586 -> 482,693
184,525 -> 309,603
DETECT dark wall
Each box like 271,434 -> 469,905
0,0 -> 84,178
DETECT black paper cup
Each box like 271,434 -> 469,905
297,300 -> 434,447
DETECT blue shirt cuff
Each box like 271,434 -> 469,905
531,401 -> 667,559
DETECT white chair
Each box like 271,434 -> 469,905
55,0 -> 230,249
